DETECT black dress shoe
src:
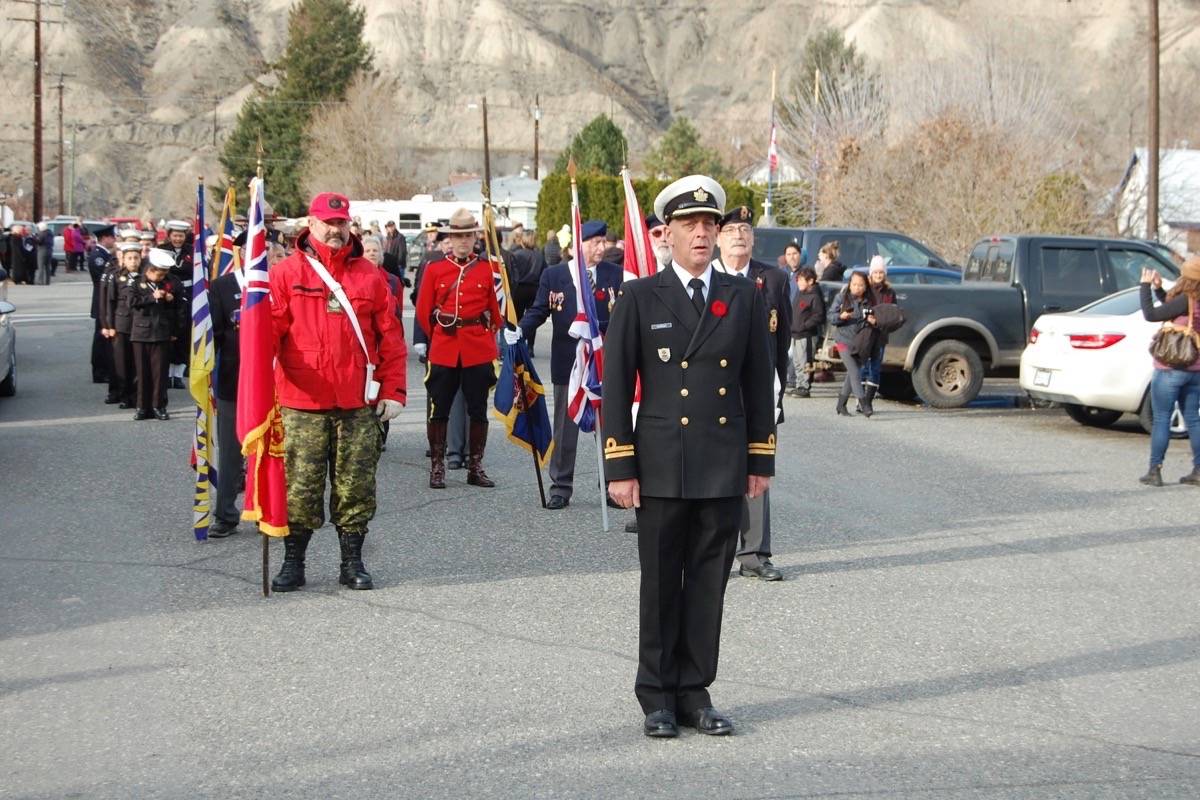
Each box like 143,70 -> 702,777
545,495 -> 569,510
133,409 -> 151,421
208,519 -> 239,538
740,558 -> 783,581
683,706 -> 733,735
643,709 -> 678,738
154,408 -> 170,421
118,400 -> 135,409
103,394 -> 121,404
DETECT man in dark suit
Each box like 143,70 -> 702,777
604,176 -> 776,738
713,205 -> 792,581
88,226 -> 117,384
207,236 -> 247,538
510,219 -> 623,509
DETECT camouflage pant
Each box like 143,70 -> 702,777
281,406 -> 383,534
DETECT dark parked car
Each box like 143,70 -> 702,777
753,226 -> 957,272
817,234 -> 1181,408
844,265 -> 961,285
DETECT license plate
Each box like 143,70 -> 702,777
1033,369 -> 1052,387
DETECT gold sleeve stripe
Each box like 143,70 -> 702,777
604,450 -> 636,460
748,434 -> 777,456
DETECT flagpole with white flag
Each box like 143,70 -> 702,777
565,158 -> 609,532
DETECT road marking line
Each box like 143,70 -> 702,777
0,413 -> 137,430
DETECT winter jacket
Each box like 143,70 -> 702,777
791,284 -> 826,336
269,231 -> 408,411
827,290 -> 870,349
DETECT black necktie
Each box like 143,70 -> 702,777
688,278 -> 706,317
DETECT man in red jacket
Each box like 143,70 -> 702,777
415,208 -> 502,490
268,191 -> 408,593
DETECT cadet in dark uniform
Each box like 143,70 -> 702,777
161,220 -> 193,389
509,219 -> 623,509
713,205 -> 792,581
604,176 -> 776,738
130,249 -> 186,420
88,226 -> 117,386
105,242 -> 144,408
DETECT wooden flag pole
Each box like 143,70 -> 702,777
256,135 -> 270,598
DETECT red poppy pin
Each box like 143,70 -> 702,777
594,288 -> 607,301
711,300 -> 728,317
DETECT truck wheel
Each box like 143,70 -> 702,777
912,340 -> 983,408
1062,403 -> 1122,428
1137,393 -> 1187,438
878,372 -> 917,402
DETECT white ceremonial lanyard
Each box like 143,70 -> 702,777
303,254 -> 377,403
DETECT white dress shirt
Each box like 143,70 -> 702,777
671,260 -> 713,303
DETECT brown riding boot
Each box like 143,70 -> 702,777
466,420 -> 495,487
427,419 -> 448,489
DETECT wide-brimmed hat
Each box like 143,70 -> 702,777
439,208 -> 481,234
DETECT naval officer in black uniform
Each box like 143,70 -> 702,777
604,175 -> 776,738
713,205 -> 793,581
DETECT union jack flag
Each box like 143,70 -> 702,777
236,177 -> 288,537
566,190 -> 604,433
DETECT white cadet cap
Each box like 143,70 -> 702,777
147,248 -> 176,269
653,175 -> 726,223
116,242 -> 142,253
164,219 -> 190,232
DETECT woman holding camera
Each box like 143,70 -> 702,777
828,270 -> 874,417
1138,258 -> 1200,486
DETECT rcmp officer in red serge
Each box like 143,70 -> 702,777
268,191 -> 407,592
713,204 -> 792,581
604,175 -> 776,738
507,219 -> 623,509
415,208 -> 503,490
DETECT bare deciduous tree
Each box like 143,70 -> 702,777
302,75 -> 418,201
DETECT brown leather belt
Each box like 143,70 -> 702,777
435,314 -> 488,331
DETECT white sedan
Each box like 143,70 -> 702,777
1020,287 -> 1185,436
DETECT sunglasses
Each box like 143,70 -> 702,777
649,228 -> 666,238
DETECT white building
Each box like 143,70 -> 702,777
1117,147 -> 1200,255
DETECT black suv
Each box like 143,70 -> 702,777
752,227 -> 957,271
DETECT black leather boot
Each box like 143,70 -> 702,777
861,382 -> 877,418
466,420 -> 495,487
836,383 -> 852,416
337,530 -> 374,590
271,528 -> 312,592
427,419 -> 448,489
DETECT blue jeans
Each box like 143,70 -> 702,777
1149,368 -> 1200,469
860,344 -> 884,386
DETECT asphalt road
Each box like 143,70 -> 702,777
2,276 -> 1199,799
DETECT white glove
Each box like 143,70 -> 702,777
414,343 -> 428,358
503,327 -> 524,346
375,399 -> 402,422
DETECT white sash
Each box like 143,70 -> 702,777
303,254 -> 378,403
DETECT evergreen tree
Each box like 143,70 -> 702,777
552,115 -> 628,176
788,26 -> 873,113
220,0 -> 373,215
643,118 -> 729,180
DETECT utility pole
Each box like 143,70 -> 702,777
481,96 -> 491,191
33,0 -> 44,222
1147,0 -> 1160,241
54,73 -> 74,216
212,96 -> 219,148
67,126 -> 76,216
8,0 -> 64,222
533,94 -> 541,181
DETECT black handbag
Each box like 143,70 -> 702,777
1150,296 -> 1200,369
